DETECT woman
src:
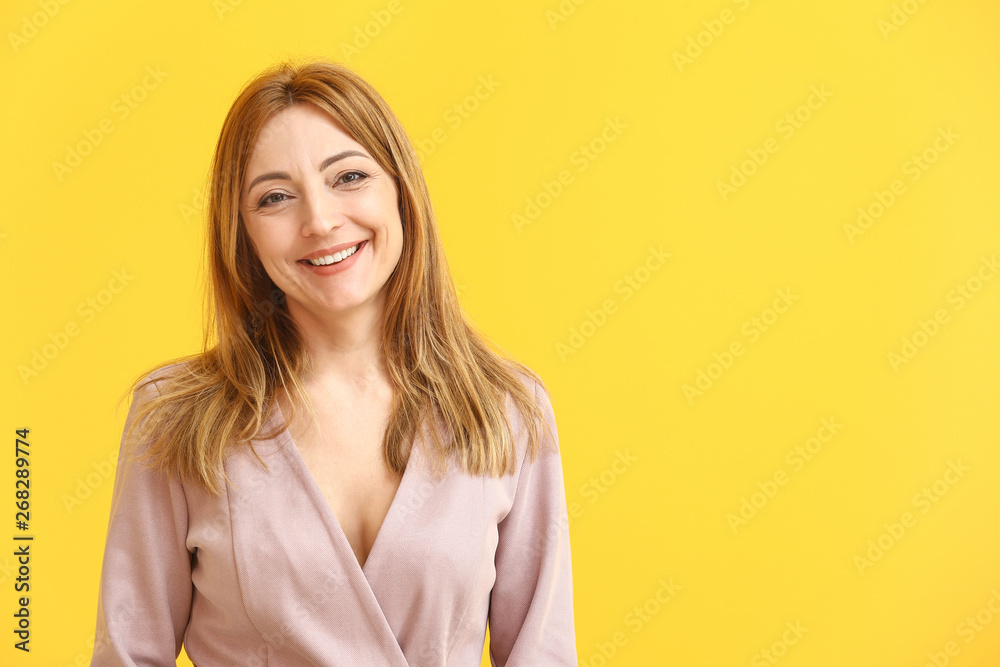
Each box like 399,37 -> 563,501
90,59 -> 578,666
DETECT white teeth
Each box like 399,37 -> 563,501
307,243 -> 360,266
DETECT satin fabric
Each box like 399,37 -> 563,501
90,365 -> 578,666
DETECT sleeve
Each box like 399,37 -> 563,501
91,376 -> 194,666
488,379 -> 578,666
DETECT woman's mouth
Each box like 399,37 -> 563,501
298,240 -> 367,274
302,241 -> 363,266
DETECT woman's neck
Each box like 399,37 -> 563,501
287,294 -> 391,395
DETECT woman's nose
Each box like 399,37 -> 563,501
300,184 -> 343,235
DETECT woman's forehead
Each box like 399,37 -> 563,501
251,104 -> 361,156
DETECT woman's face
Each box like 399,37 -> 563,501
239,102 -> 403,327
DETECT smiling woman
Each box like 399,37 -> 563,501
241,103 -> 403,319
89,59 -> 578,666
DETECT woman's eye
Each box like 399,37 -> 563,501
259,192 -> 288,207
338,170 -> 368,186
256,171 -> 367,208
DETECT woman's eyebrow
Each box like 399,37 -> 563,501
245,149 -> 372,195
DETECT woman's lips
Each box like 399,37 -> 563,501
298,240 -> 367,273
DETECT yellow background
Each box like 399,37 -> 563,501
2,0 -> 999,664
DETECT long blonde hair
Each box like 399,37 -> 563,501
120,58 -> 553,495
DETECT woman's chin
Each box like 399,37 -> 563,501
307,295 -> 374,318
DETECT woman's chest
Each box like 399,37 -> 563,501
182,435 -> 515,662
286,394 -> 403,570
295,433 -> 403,570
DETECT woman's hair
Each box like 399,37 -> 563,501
120,58 -> 553,495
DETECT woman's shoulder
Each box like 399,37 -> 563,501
127,356 -> 204,409
501,364 -> 559,461
508,365 -> 555,419
508,364 -> 547,402
152,356 -> 199,380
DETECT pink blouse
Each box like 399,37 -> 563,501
90,364 -> 578,665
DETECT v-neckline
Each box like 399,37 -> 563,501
273,396 -> 417,578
